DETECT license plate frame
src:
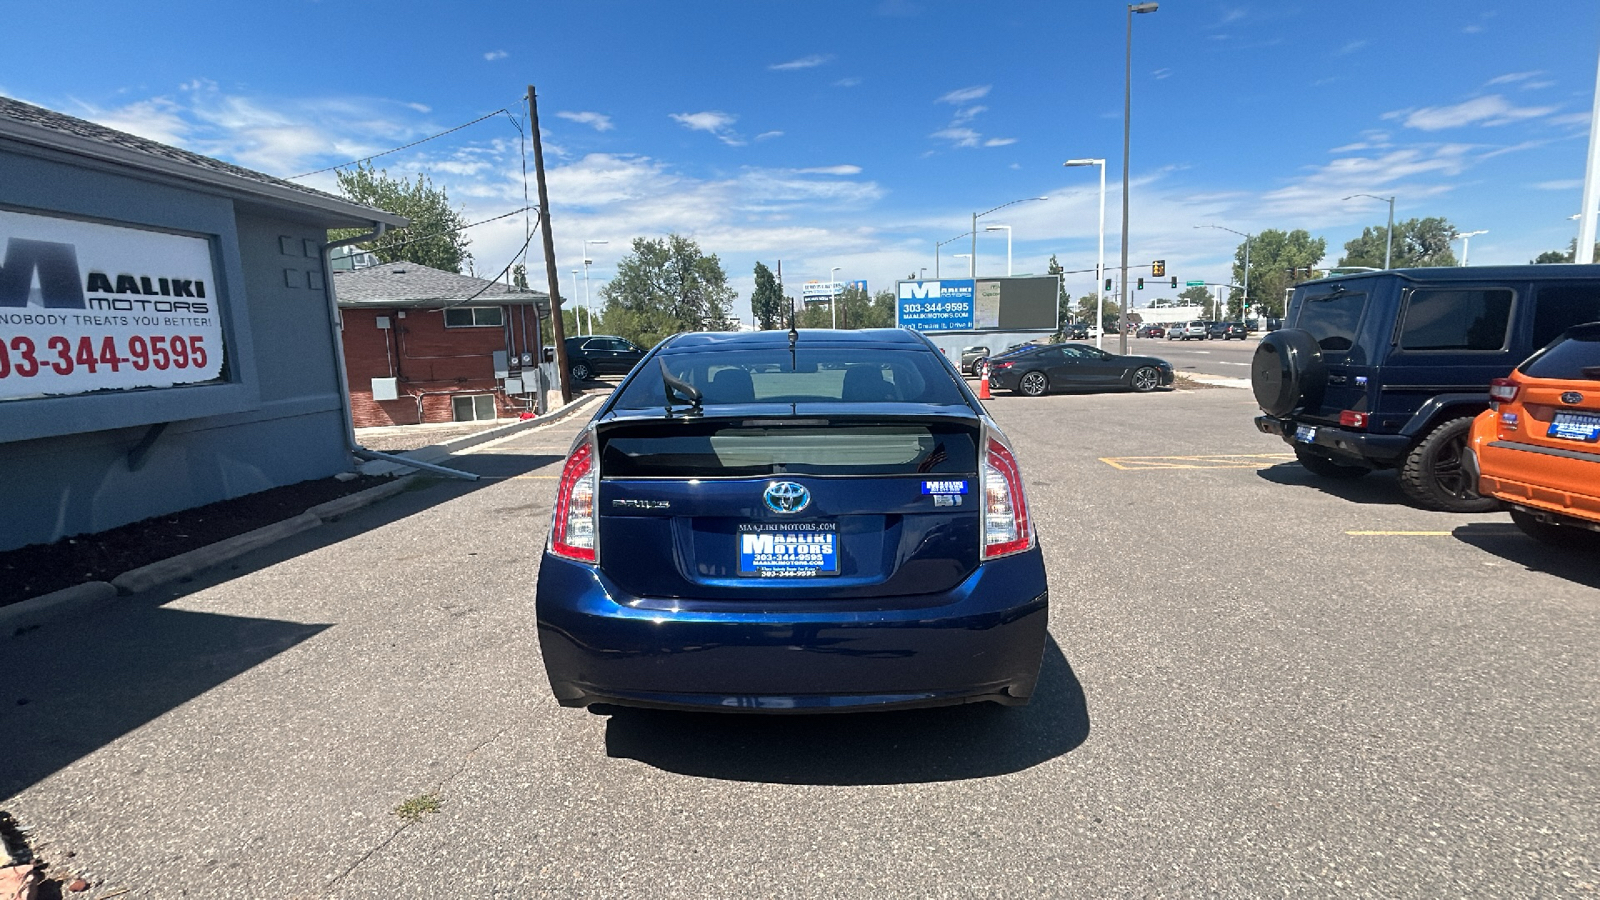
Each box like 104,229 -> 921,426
1548,412 -> 1600,443
1295,424 -> 1317,444
737,523 -> 839,578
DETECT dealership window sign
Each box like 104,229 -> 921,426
896,279 -> 975,331
0,208 -> 225,401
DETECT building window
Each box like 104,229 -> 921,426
452,394 -> 499,422
444,307 -> 504,328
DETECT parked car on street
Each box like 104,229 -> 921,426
1209,321 -> 1248,340
986,342 -> 1174,395
563,334 -> 645,382
1172,320 -> 1208,341
1252,265 -> 1600,511
1467,321 -> 1600,544
536,328 -> 1049,713
1064,322 -> 1090,340
1138,324 -> 1165,338
960,345 -> 991,375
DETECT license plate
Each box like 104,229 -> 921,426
1295,425 -> 1317,443
737,523 -> 838,577
1548,412 -> 1600,443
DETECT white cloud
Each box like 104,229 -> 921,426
834,78 -> 862,88
1152,68 -> 1172,80
1395,95 -> 1557,130
484,50 -> 508,61
1487,71 -> 1542,85
984,137 -> 1017,147
770,54 -> 832,71
670,110 -> 744,145
1550,112 -> 1591,128
951,104 -> 986,124
1533,179 -> 1582,190
937,85 -> 991,105
557,110 -> 614,132
1463,25 -> 1484,34
755,130 -> 784,141
796,165 -> 862,175
930,127 -> 980,148
1335,40 -> 1367,56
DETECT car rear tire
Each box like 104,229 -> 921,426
1399,417 -> 1501,512
1509,509 -> 1600,547
1295,448 -> 1368,480
1018,371 -> 1049,397
1131,366 -> 1161,393
571,361 -> 593,382
1252,329 -> 1326,417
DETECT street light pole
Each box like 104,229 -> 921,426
830,265 -> 841,328
985,224 -> 1013,275
1195,224 -> 1252,320
1343,194 -> 1395,268
1452,229 -> 1487,266
935,232 -> 971,279
969,196 -> 1048,280
582,239 -> 608,336
1064,158 -> 1107,348
1121,2 -> 1160,355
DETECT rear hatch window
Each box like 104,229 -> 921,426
1294,289 -> 1368,355
1520,323 -> 1600,380
612,347 -> 968,408
601,422 -> 977,477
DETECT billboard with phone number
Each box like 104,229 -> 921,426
0,208 -> 225,402
896,279 -> 975,331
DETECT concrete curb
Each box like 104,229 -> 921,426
2,581 -> 118,636
110,512 -> 324,595
305,476 -> 414,521
357,392 -> 603,477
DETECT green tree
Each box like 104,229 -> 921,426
1530,238 -> 1600,264
1046,255 -> 1074,326
330,162 -> 472,273
751,261 -> 785,329
511,263 -> 529,289
1234,229 -> 1327,319
1177,285 -> 1212,308
795,299 -> 833,328
1071,292 -> 1116,331
1338,217 -> 1457,270
599,235 -> 737,347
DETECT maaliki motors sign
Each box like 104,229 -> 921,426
0,208 -> 225,401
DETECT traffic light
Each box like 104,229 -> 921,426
1137,277 -> 1144,290
1170,276 -> 1178,289
1104,278 -> 1113,291
1151,259 -> 1166,277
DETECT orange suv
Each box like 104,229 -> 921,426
1467,322 -> 1600,545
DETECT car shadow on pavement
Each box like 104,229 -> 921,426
601,637 -> 1089,785
1451,522 -> 1600,590
0,452 -> 561,798
1256,461 -> 1406,506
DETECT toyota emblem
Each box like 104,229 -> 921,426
1561,391 -> 1584,405
763,481 -> 811,514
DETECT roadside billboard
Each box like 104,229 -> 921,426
895,275 -> 1058,332
0,208 -> 226,401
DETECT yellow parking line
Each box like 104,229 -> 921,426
1344,525 -> 1459,531
1100,453 -> 1295,470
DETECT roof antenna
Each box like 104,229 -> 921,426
788,316 -> 799,372
659,357 -> 702,417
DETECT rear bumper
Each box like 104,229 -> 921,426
1476,439 -> 1600,527
535,551 -> 1049,713
1255,416 -> 1410,467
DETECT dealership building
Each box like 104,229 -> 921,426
0,96 -> 405,552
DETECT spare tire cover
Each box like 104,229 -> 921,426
1252,329 -> 1326,416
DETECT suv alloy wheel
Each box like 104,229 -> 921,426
571,361 -> 593,382
1398,417 -> 1500,513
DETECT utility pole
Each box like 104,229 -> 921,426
528,84 -> 572,403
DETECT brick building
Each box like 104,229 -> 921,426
333,262 -> 551,426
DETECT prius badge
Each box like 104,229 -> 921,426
763,481 -> 811,514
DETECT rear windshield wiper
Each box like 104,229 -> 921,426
660,358 -> 702,417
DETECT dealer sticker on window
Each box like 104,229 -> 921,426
738,523 -> 838,577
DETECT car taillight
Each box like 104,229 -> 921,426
1489,377 -> 1519,405
982,437 -> 1033,558
1339,410 -> 1369,429
992,360 -> 1014,370
550,441 -> 597,562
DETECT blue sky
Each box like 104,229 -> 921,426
5,1 -> 1599,320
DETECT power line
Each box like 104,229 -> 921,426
371,205 -> 535,251
436,210 -> 545,312
288,108 -> 512,179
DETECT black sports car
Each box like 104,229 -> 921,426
987,342 -> 1174,395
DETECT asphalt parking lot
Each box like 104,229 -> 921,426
3,386 -> 1596,897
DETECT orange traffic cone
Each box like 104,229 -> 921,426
978,362 -> 991,400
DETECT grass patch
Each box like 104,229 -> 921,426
393,793 -> 442,823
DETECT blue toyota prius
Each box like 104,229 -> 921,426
536,328 -> 1049,713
